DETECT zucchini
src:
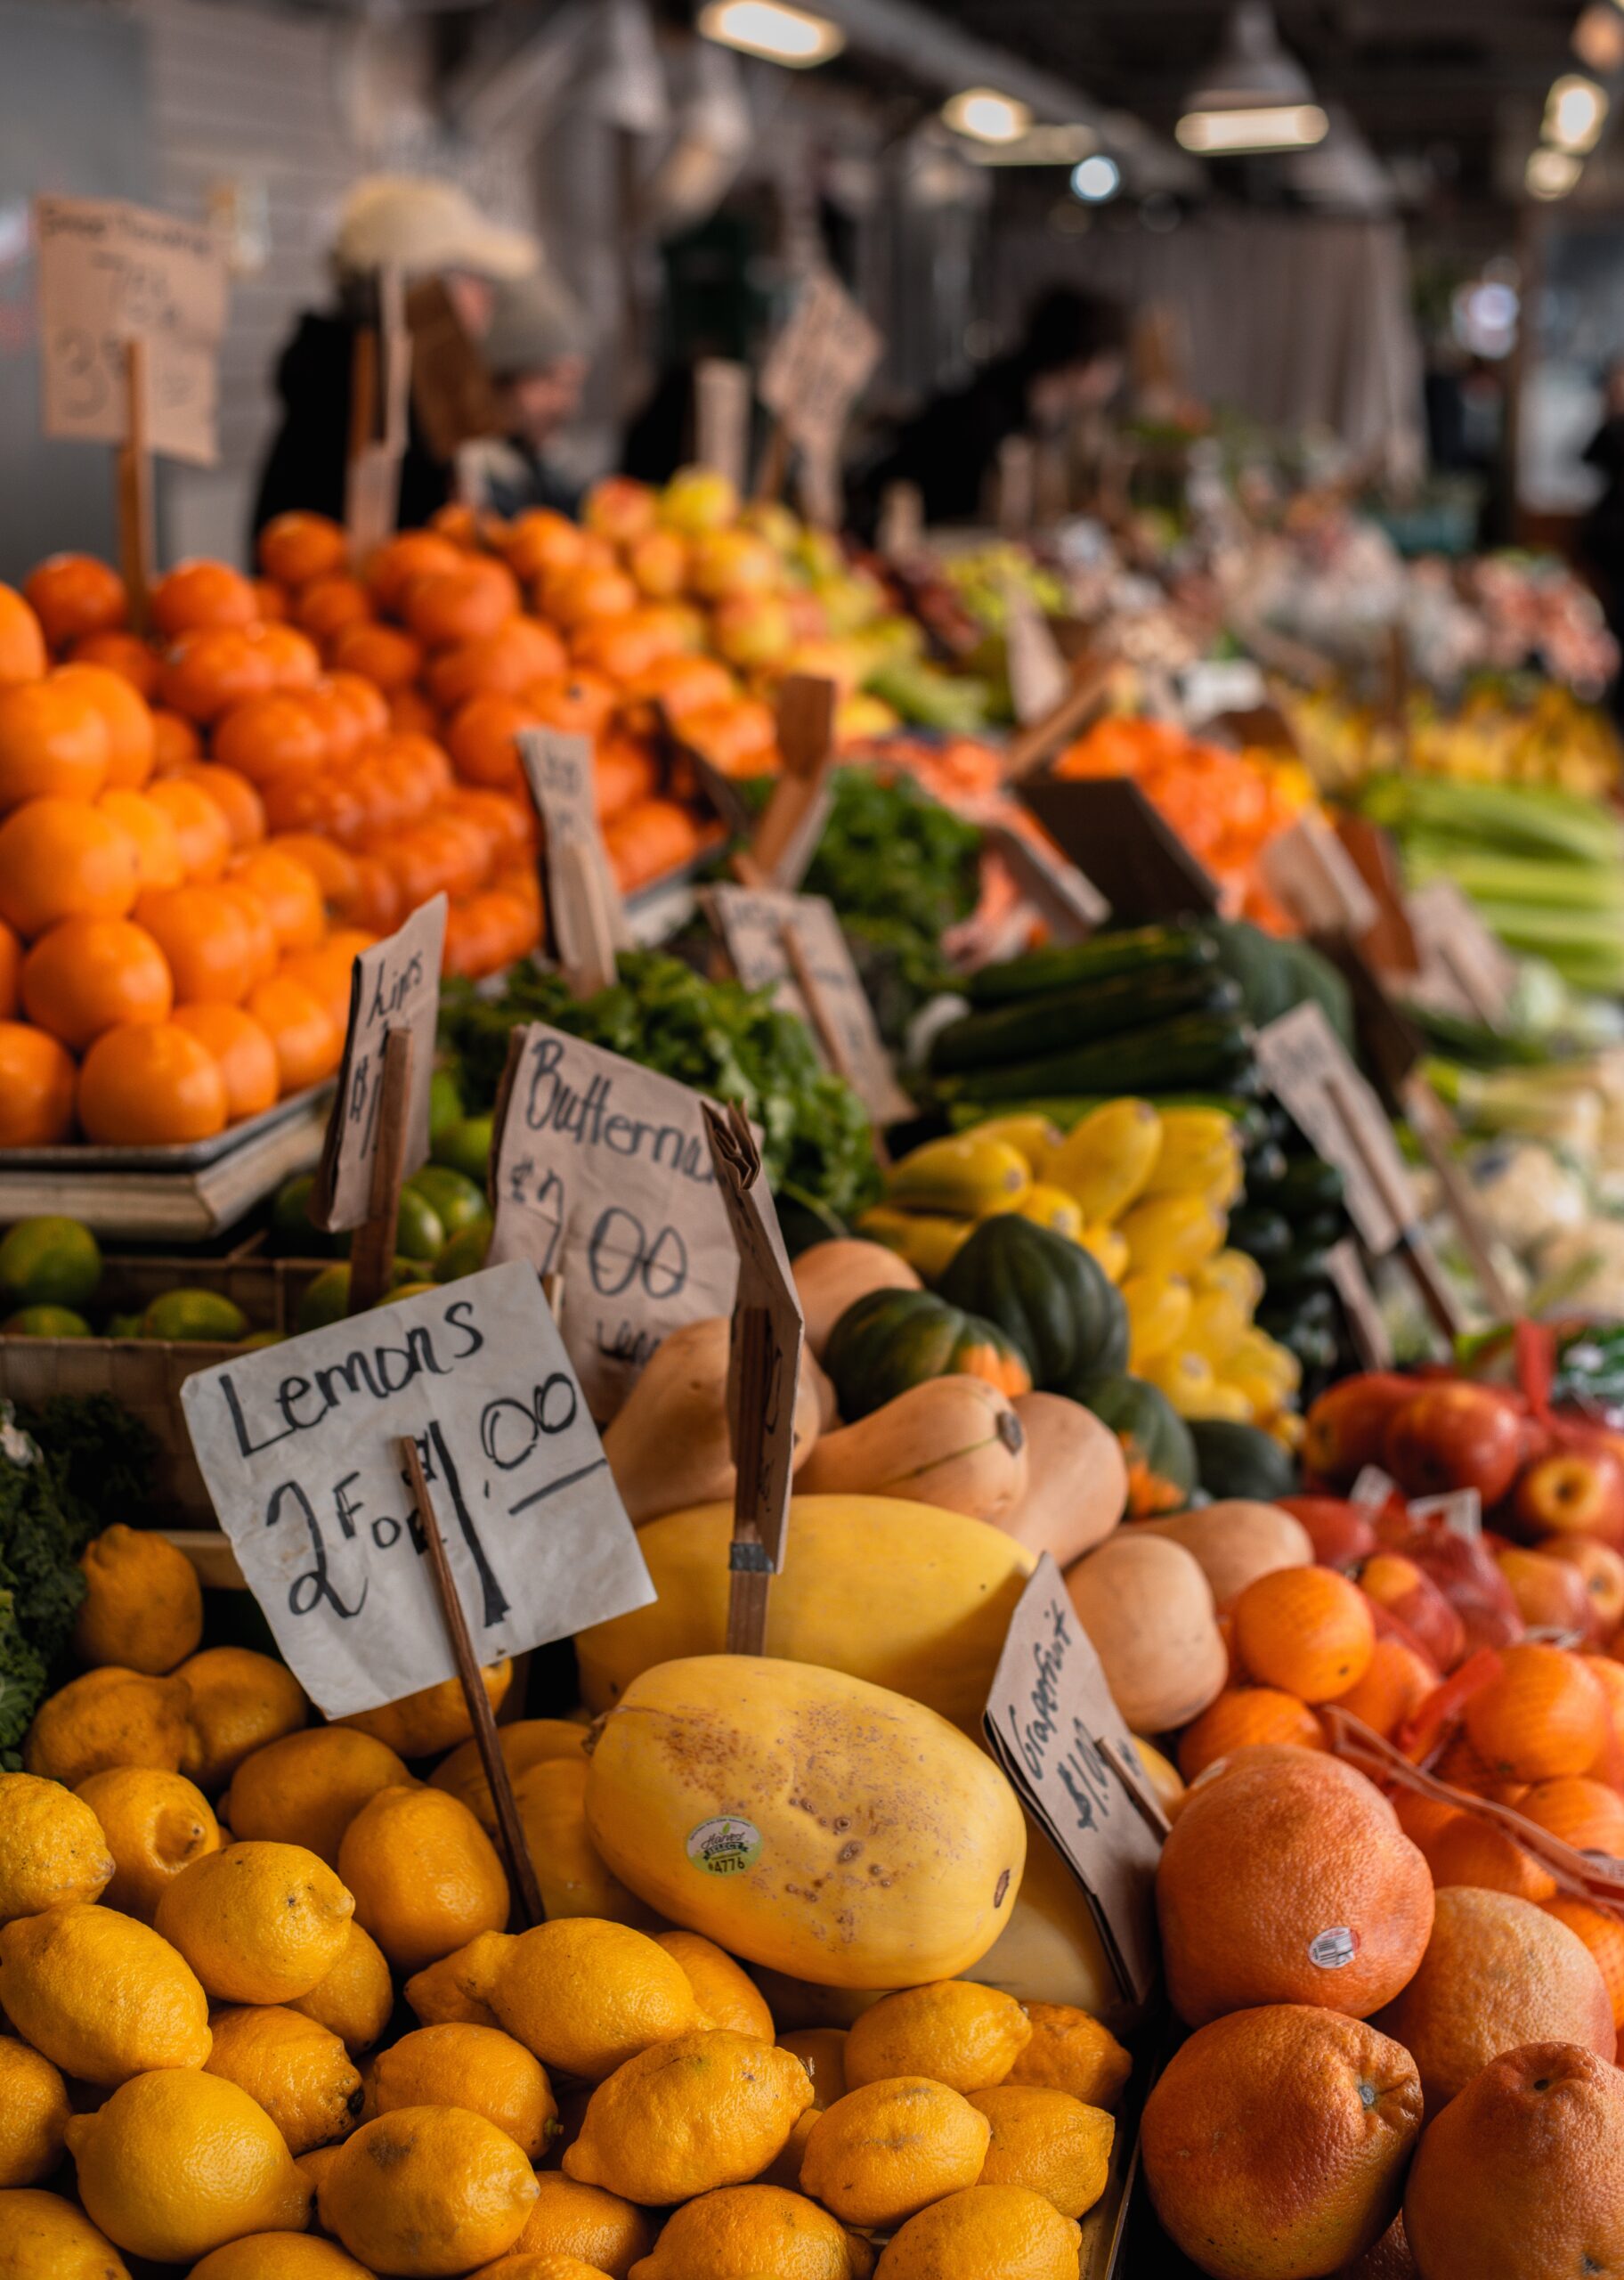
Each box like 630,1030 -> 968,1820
1271,1156 -> 1346,1214
1263,1245 -> 1333,1296
1288,1209 -> 1345,1251
1244,1141 -> 1291,1191
965,925 -> 1214,1007
940,1012 -> 1254,1107
930,970 -> 1240,1076
1226,1207 -> 1294,1266
1258,1288 -> 1336,1337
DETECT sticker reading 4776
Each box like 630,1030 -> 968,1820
686,1816 -> 763,1877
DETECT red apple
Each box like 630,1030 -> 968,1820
1360,1551 -> 1466,1673
1542,1534 -> 1624,1637
1303,1373 -> 1418,1489
1276,1495 -> 1378,1572
1514,1447 -> 1624,1551
1383,1383 -> 1526,1505
1495,1544 -> 1596,1639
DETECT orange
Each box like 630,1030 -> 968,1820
1377,1884 -> 1614,2111
424,620 -> 568,712
1464,1642 -> 1611,1782
541,565 -> 637,631
253,576 -> 288,619
327,620 -> 423,693
443,889 -> 536,981
1141,2004 -> 1421,2280
0,797 -> 137,937
1416,1808 -> 1556,1904
1327,1637 -> 1436,1742
174,765 -> 266,851
230,849 -> 327,954
260,512 -> 349,590
1157,1749 -> 1433,2028
279,941 -> 362,1036
1516,1774 -> 1624,1854
365,530 -> 463,609
332,854 -> 401,935
158,628 -> 278,725
446,787 -> 533,867
150,559 -> 259,638
136,884 -> 259,1004
0,916 -> 16,1016
268,834 -> 360,910
628,651 -> 735,723
248,622 -> 323,691
151,708 -> 202,770
25,554 -> 128,649
1177,1688 -> 1324,1780
97,789 -> 186,896
246,974 -> 341,1093
51,661 -> 155,790
262,770 -> 366,846
218,884 -> 280,989
501,509 -> 586,583
0,1021 -> 76,1143
389,686 -> 439,737
1585,1651 -> 1624,1760
324,672 -> 391,743
1232,1567 -> 1376,1703
402,560 -> 519,649
1544,1895 -> 1624,2028
20,916 -> 173,1049
526,673 -> 620,740
214,693 -> 329,786
71,629 -> 160,698
172,1003 -> 280,1123
77,1020 -> 229,1144
147,779 -> 232,883
1404,2040 -> 1624,2280
0,677 -> 110,809
1431,1729 -> 1504,1797
0,582 -> 50,685
447,694 -> 537,792
570,611 -> 686,684
678,696 -> 776,775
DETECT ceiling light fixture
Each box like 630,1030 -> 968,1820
696,0 -> 844,68
962,124 -> 1099,167
1178,4 -> 1327,154
1545,74 -> 1609,154
941,88 -> 1033,145
1574,5 -> 1624,75
1070,154 -> 1122,202
1527,147 -> 1583,199
1177,103 -> 1328,153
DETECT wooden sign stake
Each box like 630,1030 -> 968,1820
1002,650 -> 1116,783
726,1298 -> 775,1656
751,675 -> 837,886
1325,1072 -> 1466,1342
1401,1072 -> 1517,1319
401,1435 -> 544,1929
753,419 -> 792,504
777,918 -> 891,1169
117,340 -> 153,634
347,1026 -> 413,1315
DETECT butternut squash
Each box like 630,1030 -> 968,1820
601,1315 -> 822,1525
1137,1499 -> 1312,1612
961,1812 -> 1132,2028
793,1239 -> 921,1361
1064,1533 -> 1225,1733
1000,1393 -> 1127,1568
583,1654 -> 1027,1988
575,1494 -> 1035,1733
796,1378 -> 1027,1527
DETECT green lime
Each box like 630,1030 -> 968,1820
140,1290 -> 251,1343
378,1281 -> 438,1308
0,1217 -> 102,1310
434,1224 -> 491,1283
4,1306 -> 91,1337
296,1264 -> 352,1335
271,1173 -> 332,1255
393,1188 -> 446,1264
433,1114 -> 494,1185
407,1166 -> 489,1240
429,1067 -> 464,1144
237,1330 -> 283,1350
105,1311 -> 145,1340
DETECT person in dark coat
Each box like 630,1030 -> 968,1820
457,272 -> 592,522
1581,359 -> 1624,717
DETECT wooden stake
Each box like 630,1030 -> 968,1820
754,417 -> 792,504
1326,1073 -> 1465,1343
725,1301 -> 774,1655
1401,1072 -> 1517,1319
401,1435 -> 544,1929
347,1026 -> 412,1315
778,918 -> 891,1168
117,340 -> 153,634
751,676 -> 837,885
1003,651 -> 1116,783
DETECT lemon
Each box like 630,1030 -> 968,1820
514,1758 -> 660,1929
843,1981 -> 1032,2094
175,1645 -> 308,1791
430,1719 -> 586,1831
626,2183 -> 860,2279
138,1289 -> 250,1341
508,2174 -> 654,2278
777,2028 -> 849,2110
73,1766 -> 219,1922
371,2021 -> 557,2161
0,2188 -> 132,2280
0,2041 -> 70,2189
433,1112 -> 493,1184
72,1524 -> 203,1673
564,2030 -> 813,2204
428,1067 -> 463,1143
296,1262 -> 353,1333
190,2239 -> 374,2279
67,2068 -> 311,2263
434,1222 -> 492,1282
205,2003 -> 363,2153
800,2079 -> 990,2230
2,1306 -> 90,1336
337,1661 -> 511,1760
408,1164 -> 490,1239
491,1918 -> 702,2083
0,1770 -> 113,1922
967,2085 -> 1114,2219
288,1920 -> 395,2054
404,1927 -> 514,2030
320,2105 -> 539,2276
0,1217 -> 101,1310
380,1279 -> 438,1306
0,1901 -> 210,2082
871,2183 -> 1080,2279
272,1171 -> 330,1252
1005,2002 -> 1133,2109
154,1839 -> 353,2004
472,2259 -> 616,2279
337,1786 -> 508,1975
656,1931 -> 775,2039
223,1724 -> 415,1866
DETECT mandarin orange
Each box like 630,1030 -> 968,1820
51,662 -> 155,790
0,677 -> 110,809
71,629 -> 160,699
1464,1644 -> 1611,1783
147,779 -> 232,883
135,884 -> 259,1004
173,765 -> 266,852
78,1019 -> 229,1143
171,1003 -> 280,1122
246,974 -> 340,1093
20,916 -> 173,1049
259,512 -> 348,590
97,789 -> 186,894
0,1020 -> 76,1142
0,797 -> 137,936
150,560 -> 258,639
1232,1566 -> 1376,1703
25,554 -> 127,649
0,582 -> 51,685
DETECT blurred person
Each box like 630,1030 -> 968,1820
1580,355 -> 1624,718
458,271 -> 592,519
251,174 -> 537,539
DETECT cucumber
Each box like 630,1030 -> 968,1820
1244,1141 -> 1291,1191
1271,1156 -> 1346,1213
1226,1207 -> 1294,1265
965,925 -> 1215,1007
1263,1245 -> 1333,1296
1258,1288 -> 1336,1337
939,1012 -> 1254,1107
1288,1209 -> 1345,1251
930,971 -> 1240,1076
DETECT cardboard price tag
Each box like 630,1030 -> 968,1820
313,895 -> 446,1234
1019,777 -> 1220,925
759,269 -> 881,460
1257,813 -> 1380,940
1410,1487 -> 1483,1542
704,884 -> 914,1127
486,1023 -> 739,1419
180,1262 -> 653,1717
1325,1238 -> 1394,1372
1003,581 -> 1070,727
518,729 -> 632,998
983,1554 -> 1165,2004
1405,879 -> 1518,1030
36,196 -> 228,467
694,357 -> 752,493
982,821 -> 1109,942
1254,1004 -> 1409,1257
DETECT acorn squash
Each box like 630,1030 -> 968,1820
1071,1372 -> 1198,1517
822,1287 -> 1031,1421
938,1212 -> 1129,1393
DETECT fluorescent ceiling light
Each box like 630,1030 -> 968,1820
963,124 -> 1099,167
697,1 -> 844,68
1527,147 -> 1583,200
1545,75 -> 1609,155
1070,155 -> 1122,202
1574,5 -> 1624,74
1177,103 -> 1328,153
941,88 -> 1033,144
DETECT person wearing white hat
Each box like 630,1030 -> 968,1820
459,271 -> 592,521
251,173 -> 540,539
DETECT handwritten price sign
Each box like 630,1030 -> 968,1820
313,897 -> 446,1234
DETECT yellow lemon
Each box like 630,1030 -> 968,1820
371,2022 -> 557,2161
337,1663 -> 510,1760
66,2068 -> 311,2262
472,2259 -> 616,2279
515,1759 -> 660,1929
778,2028 -> 849,2110
288,1920 -> 395,2054
431,1719 -> 587,1830
223,1726 -> 416,1866
0,2187 -> 131,2280
154,1839 -> 353,2003
967,2085 -> 1114,2219
405,1927 -> 514,2028
175,1648 -> 308,1792
22,1667 -> 189,1788
319,2105 -> 539,2276
337,1786 -> 508,1975
871,2183 -> 1080,2279
656,1931 -> 775,2039
190,2239 -> 374,2279
491,1918 -> 701,2082
627,2184 -> 862,2280
73,1766 -> 219,1921
800,2079 -> 990,2230
296,2144 -> 346,2199
0,2041 -> 70,2188
0,1771 -> 113,1922
843,1983 -> 1031,2094
508,2174 -> 654,2279
204,2003 -> 363,2153
564,2031 -> 813,2205
0,1902 -> 209,2083
1003,2001 -> 1132,2109
72,1526 -> 201,1674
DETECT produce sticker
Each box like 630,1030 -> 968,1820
313,895 -> 446,1234
180,1262 -> 653,1718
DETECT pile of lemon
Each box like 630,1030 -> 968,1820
0,1523 -> 1127,2278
